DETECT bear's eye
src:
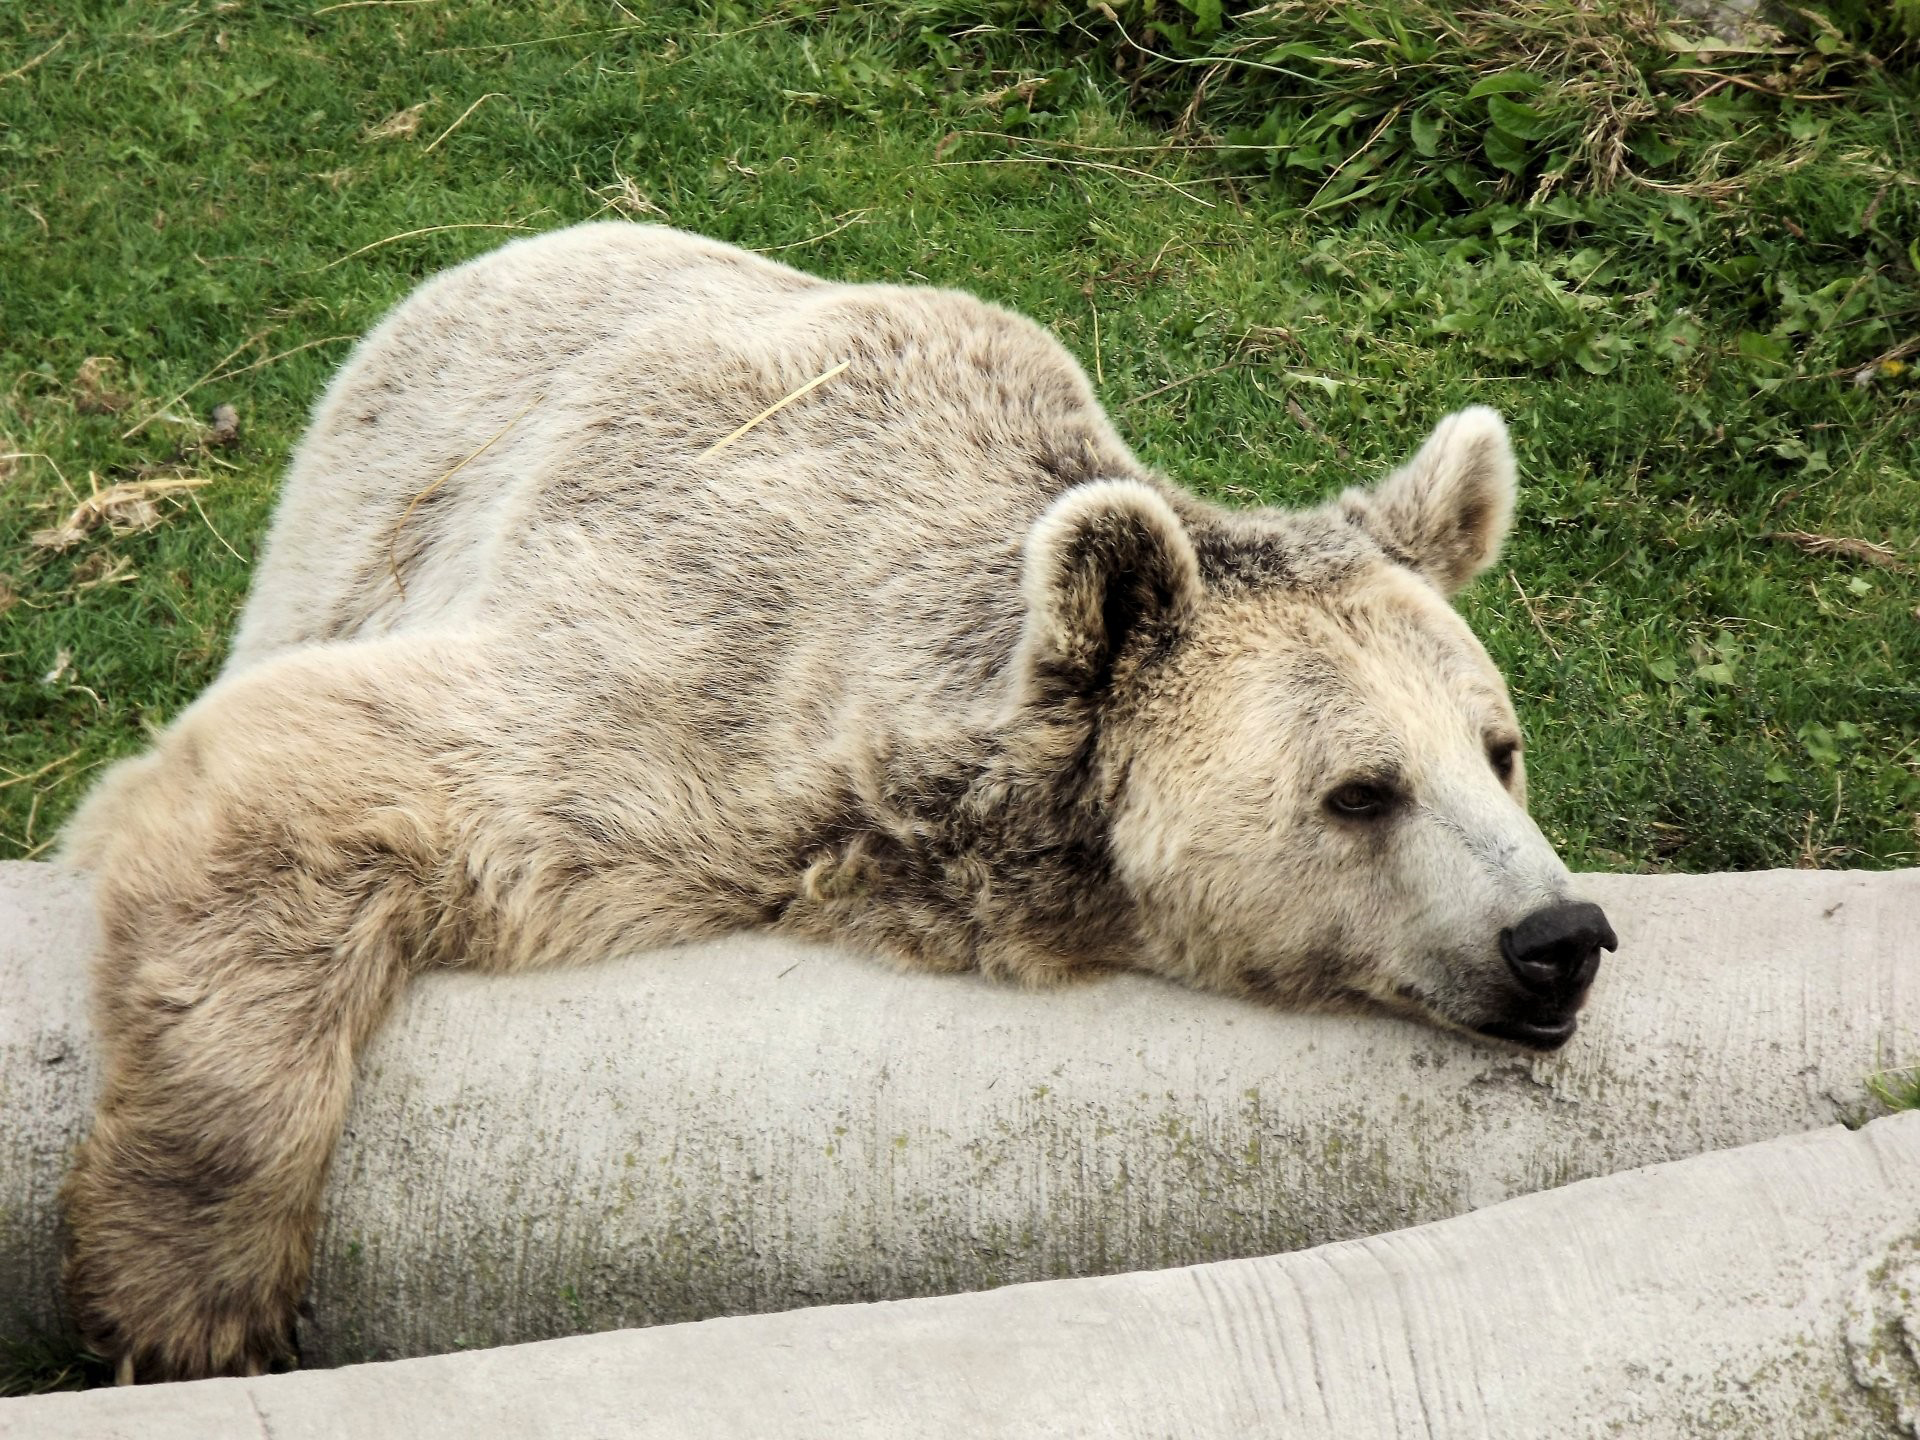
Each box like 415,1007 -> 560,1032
1488,739 -> 1519,784
1326,781 -> 1397,819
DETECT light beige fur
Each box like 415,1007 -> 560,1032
59,223 -> 1592,1380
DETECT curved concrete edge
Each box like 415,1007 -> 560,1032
13,1113 -> 1920,1439
4,862 -> 1918,1363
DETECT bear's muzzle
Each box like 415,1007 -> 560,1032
1479,900 -> 1618,1049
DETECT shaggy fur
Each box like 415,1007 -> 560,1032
59,223 -> 1585,1380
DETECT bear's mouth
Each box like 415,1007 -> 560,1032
1471,1014 -> 1579,1051
1382,983 -> 1580,1052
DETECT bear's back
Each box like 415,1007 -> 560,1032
227,224 -> 1146,725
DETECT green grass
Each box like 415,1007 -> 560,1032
1,0 -> 1916,879
1868,1061 -> 1920,1112
0,1329 -> 107,1397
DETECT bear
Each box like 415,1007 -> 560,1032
56,223 -> 1615,1382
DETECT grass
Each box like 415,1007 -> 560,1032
1868,1065 -> 1920,1115
0,2 -> 1916,861
0,1330 -> 109,1397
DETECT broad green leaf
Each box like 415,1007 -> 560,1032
1409,108 -> 1441,158
1281,370 -> 1347,395
1630,132 -> 1679,167
1801,726 -> 1842,766
1176,0 -> 1224,36
1486,94 -> 1547,139
1707,255 -> 1763,283
1573,340 -> 1618,375
1786,110 -> 1826,142
1302,174 -> 1391,213
1484,124 -> 1530,173
1656,313 -> 1703,364
1466,70 -> 1545,99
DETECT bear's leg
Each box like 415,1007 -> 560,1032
59,644 -> 474,1381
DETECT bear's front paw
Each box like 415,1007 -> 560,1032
64,1226 -> 301,1383
62,1142 -> 305,1382
64,1234 -> 301,1382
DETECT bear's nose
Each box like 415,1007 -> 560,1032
1501,900 -> 1617,1000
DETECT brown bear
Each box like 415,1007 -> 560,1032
57,223 -> 1614,1381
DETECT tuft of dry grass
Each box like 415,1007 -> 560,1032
362,101 -> 427,143
1279,0 -> 1674,191
1765,531 -> 1908,571
591,168 -> 669,220
29,474 -> 214,551
71,356 -> 129,415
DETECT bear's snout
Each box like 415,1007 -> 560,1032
1477,901 -> 1617,1049
1501,900 -> 1616,1001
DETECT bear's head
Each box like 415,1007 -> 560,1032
1013,406 -> 1614,1050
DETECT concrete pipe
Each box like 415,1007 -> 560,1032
2,860 -> 1915,1364
12,1114 -> 1920,1437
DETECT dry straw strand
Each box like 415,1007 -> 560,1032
121,334 -> 356,439
428,24 -> 643,56
123,330 -> 271,439
0,748 -> 82,793
424,92 -> 507,153
313,0 -> 440,13
308,222 -> 532,274
928,156 -> 1219,208
207,333 -> 359,385
699,360 -> 851,459
0,31 -> 67,84
753,210 -> 873,254
387,395 -> 544,596
0,451 -> 76,498
188,490 -> 247,564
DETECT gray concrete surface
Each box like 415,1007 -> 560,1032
3,860 -> 1916,1365
13,1113 -> 1920,1438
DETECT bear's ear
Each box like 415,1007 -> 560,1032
1345,406 -> 1517,596
1014,480 -> 1201,707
